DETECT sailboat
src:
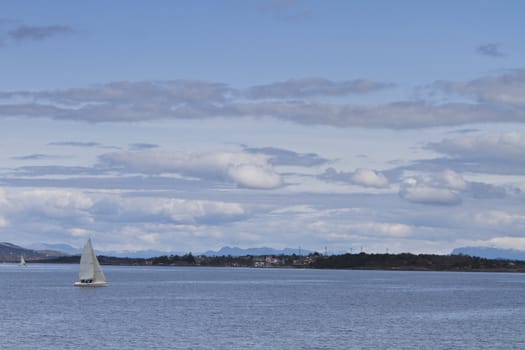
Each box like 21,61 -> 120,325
20,255 -> 26,266
74,238 -> 108,287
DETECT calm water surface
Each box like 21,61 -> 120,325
1,264 -> 524,349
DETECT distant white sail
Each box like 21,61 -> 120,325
74,238 -> 108,287
20,255 -> 26,266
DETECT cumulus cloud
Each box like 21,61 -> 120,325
393,156 -> 513,198
5,189 -> 95,226
97,149 -> 283,189
227,163 -> 282,189
3,146 -> 316,191
320,167 -> 389,188
0,185 -> 266,251
437,169 -> 467,191
351,168 -> 390,188
0,187 -> 249,235
398,170 -> 466,205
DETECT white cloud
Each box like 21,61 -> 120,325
138,233 -> 159,244
464,236 -> 525,251
437,169 -> 467,191
107,223 -> 228,252
69,228 -> 93,237
0,188 -> 97,242
349,222 -> 413,237
399,170 -> 466,205
320,167 -> 389,189
10,189 -> 94,222
399,185 -> 461,205
472,210 -> 525,228
227,163 -> 282,189
484,237 -> 525,250
0,188 -> 249,244
154,198 -> 245,224
98,150 -> 283,189
351,168 -> 389,188
98,196 -> 247,225
312,221 -> 413,241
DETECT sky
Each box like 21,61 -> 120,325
1,0 -> 525,254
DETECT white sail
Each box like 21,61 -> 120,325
75,238 -> 108,287
20,255 -> 26,266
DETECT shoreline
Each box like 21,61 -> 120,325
15,251 -> 525,273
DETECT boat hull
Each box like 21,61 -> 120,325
74,281 -> 108,287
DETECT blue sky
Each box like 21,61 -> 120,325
1,0 -> 525,254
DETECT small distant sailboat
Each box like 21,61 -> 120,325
74,238 -> 108,287
20,255 -> 27,266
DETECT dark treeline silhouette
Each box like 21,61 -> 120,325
310,252 -> 525,271
40,255 -> 146,265
39,252 -> 525,272
150,253 -> 196,266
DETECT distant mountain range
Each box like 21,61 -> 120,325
0,242 -> 69,262
28,243 -> 176,259
28,243 -> 80,255
4,242 -> 525,263
451,246 -> 525,261
203,246 -> 311,257
29,243 -> 311,258
2,242 -> 312,261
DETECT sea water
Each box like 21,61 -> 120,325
1,264 -> 524,349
